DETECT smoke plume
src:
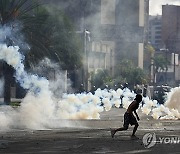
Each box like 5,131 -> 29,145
0,24 -> 180,131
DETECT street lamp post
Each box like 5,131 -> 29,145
173,52 -> 176,85
165,48 -> 168,84
70,30 -> 90,92
84,29 -> 90,91
55,52 -> 67,92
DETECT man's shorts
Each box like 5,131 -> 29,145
123,112 -> 138,128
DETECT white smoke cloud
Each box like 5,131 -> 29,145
165,87 -> 180,112
0,24 -> 180,131
0,26 -> 11,42
31,58 -> 73,98
150,0 -> 180,15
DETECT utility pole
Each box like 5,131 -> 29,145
165,49 -> 168,84
84,29 -> 90,91
55,52 -> 67,93
173,53 -> 176,85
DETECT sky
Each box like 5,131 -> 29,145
150,0 -> 180,15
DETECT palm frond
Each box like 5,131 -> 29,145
0,0 -> 41,24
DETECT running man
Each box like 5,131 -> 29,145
111,94 -> 142,139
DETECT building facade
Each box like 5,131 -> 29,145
160,5 -> 180,85
162,5 -> 180,54
148,15 -> 163,50
42,0 -> 149,90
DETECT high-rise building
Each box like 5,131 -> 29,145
98,0 -> 149,70
162,5 -> 180,54
153,5 -> 180,85
148,15 -> 163,50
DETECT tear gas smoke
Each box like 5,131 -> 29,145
0,43 -> 180,131
165,87 -> 180,111
0,29 -> 180,131
31,58 -> 73,97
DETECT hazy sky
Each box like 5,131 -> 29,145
150,0 -> 180,15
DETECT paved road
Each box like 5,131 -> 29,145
0,108 -> 179,154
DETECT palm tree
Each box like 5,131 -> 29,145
0,0 -> 83,104
151,55 -> 170,85
22,7 -> 82,70
0,0 -> 41,104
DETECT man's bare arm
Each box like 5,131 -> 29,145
134,110 -> 140,121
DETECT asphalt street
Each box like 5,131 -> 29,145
0,108 -> 179,154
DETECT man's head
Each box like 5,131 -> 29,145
134,94 -> 142,103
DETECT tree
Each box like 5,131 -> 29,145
115,59 -> 148,89
0,0 -> 41,104
22,6 -> 83,70
90,60 -> 148,91
23,6 -> 83,92
90,69 -> 112,90
144,43 -> 155,71
0,0 -> 83,103
151,54 -> 170,84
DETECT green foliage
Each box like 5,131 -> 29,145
0,0 -> 41,104
0,0 -> 83,70
115,59 -> 148,88
44,7 -> 83,70
113,76 -> 127,87
10,101 -> 21,107
144,43 -> 155,70
0,0 -> 83,103
152,55 -> 170,73
22,6 -> 83,70
0,0 -> 39,25
90,60 -> 148,91
150,54 -> 170,85
145,44 -> 155,55
91,69 -> 112,89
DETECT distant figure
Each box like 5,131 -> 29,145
123,82 -> 129,90
134,84 -> 143,95
111,94 -> 142,139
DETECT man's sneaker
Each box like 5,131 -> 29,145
111,129 -> 116,138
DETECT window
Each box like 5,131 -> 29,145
102,44 -> 107,52
155,40 -> 161,43
156,31 -> 161,34
155,35 -> 161,39
153,21 -> 161,25
155,26 -> 161,30
92,42 -> 101,52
